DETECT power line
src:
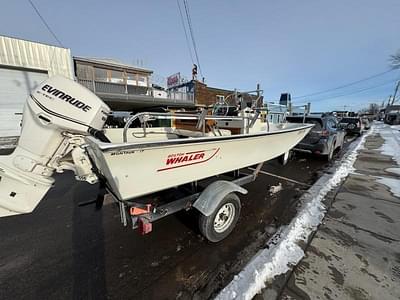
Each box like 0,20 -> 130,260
293,69 -> 396,100
305,79 -> 398,103
28,0 -> 63,47
183,0 -> 203,77
176,0 -> 195,65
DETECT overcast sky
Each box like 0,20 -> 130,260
1,0 -> 399,111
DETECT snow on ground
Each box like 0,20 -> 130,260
386,168 -> 400,176
379,123 -> 400,166
269,183 -> 282,195
374,123 -> 400,199
376,177 -> 400,198
216,127 -> 374,300
390,125 -> 400,131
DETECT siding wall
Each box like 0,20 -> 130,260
194,81 -> 261,107
194,81 -> 234,106
0,35 -> 73,79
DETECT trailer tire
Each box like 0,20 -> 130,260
198,193 -> 241,242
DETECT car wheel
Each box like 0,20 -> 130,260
198,193 -> 241,243
347,123 -> 356,130
326,144 -> 334,161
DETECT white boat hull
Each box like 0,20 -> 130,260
85,123 -> 313,201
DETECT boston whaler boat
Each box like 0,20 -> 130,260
0,76 -> 313,241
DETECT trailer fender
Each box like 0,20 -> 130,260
193,180 -> 248,217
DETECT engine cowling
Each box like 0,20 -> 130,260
0,76 -> 110,217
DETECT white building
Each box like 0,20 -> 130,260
0,35 -> 74,137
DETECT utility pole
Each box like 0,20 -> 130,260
391,81 -> 400,105
386,95 -> 392,108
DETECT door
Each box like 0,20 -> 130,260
0,67 -> 48,137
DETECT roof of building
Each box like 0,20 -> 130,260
0,34 -> 70,50
73,56 -> 153,74
386,105 -> 400,110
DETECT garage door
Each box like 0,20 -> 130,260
0,67 -> 48,137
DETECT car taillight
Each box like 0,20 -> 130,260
321,130 -> 329,137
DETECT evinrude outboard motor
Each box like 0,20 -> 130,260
0,76 -> 110,217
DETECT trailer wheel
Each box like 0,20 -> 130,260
198,193 -> 241,242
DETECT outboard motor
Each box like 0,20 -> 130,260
0,76 -> 110,217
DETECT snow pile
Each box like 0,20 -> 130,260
269,183 -> 282,195
374,124 -> 400,198
216,127 -> 373,300
376,177 -> 400,197
386,168 -> 400,176
379,124 -> 400,166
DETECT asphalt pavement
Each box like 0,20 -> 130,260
0,139 -> 354,300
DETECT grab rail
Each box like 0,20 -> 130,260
122,111 -> 261,142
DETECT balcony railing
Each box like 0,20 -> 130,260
77,79 -> 194,104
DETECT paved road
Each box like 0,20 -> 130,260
0,138 -> 355,300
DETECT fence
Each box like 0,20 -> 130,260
77,79 -> 194,104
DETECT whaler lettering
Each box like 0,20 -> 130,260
41,84 -> 92,112
166,153 -> 205,165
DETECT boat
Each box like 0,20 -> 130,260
0,76 -> 312,241
87,115 -> 312,201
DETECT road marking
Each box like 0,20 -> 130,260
247,168 -> 311,187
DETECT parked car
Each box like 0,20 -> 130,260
339,117 -> 364,136
361,117 -> 371,130
286,114 -> 346,161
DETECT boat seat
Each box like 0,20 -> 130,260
173,128 -> 231,138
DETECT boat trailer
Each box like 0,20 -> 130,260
98,163 -> 264,242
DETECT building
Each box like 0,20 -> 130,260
0,35 -> 74,137
384,105 -> 400,125
74,57 -> 195,111
74,57 -> 261,112
0,35 -> 263,137
169,80 -> 262,108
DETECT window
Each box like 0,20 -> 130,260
76,64 -> 93,80
216,95 -> 225,103
326,119 -> 337,130
137,75 -> 148,86
94,67 -> 108,82
109,70 -> 124,84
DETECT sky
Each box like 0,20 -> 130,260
1,0 -> 399,112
